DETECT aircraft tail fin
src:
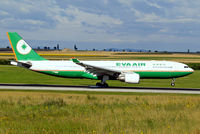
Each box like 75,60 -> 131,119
7,32 -> 47,61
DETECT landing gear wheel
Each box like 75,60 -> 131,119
96,82 -> 109,88
102,83 -> 108,88
171,83 -> 175,86
96,82 -> 102,87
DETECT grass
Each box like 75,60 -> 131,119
0,65 -> 199,88
0,92 -> 199,133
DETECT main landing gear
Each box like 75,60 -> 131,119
171,78 -> 176,86
96,75 -> 109,88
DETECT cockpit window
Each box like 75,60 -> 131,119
184,66 -> 189,68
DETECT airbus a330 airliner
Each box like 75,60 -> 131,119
7,32 -> 194,87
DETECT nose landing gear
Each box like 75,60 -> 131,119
171,78 -> 176,86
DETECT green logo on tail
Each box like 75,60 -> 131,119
22,44 -> 27,50
16,40 -> 32,55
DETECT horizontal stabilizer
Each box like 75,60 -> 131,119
10,61 -> 32,68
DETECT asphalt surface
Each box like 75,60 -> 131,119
0,84 -> 200,94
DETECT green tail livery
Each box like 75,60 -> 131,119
7,32 -> 46,61
7,32 -> 194,87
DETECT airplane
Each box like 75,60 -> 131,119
7,32 -> 194,87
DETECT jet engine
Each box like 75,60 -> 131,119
117,72 -> 140,84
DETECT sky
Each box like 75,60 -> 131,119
0,0 -> 200,51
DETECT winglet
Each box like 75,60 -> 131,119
71,57 -> 80,63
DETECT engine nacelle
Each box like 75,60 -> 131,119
118,73 -> 140,84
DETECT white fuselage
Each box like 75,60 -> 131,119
19,60 -> 193,80
28,60 -> 193,73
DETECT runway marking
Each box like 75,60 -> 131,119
0,84 -> 200,94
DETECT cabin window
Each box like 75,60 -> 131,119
184,66 -> 189,68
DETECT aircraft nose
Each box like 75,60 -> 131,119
189,68 -> 194,73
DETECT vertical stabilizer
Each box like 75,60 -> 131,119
7,32 -> 47,61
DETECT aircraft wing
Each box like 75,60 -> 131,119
71,58 -> 121,77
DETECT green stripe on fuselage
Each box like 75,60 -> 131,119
36,70 -> 193,79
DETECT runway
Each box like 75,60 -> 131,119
0,84 -> 200,94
